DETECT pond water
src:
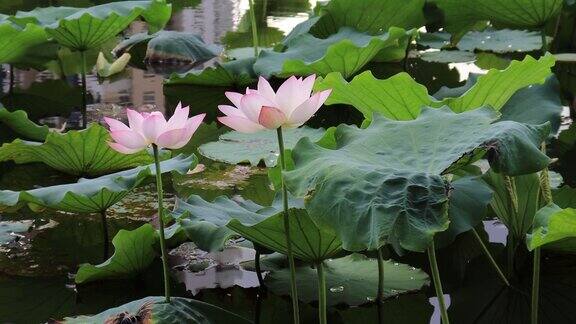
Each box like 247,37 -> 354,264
1,1 -> 576,323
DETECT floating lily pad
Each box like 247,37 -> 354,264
285,107 -> 550,252
0,107 -> 49,141
114,30 -> 221,64
11,0 -> 172,51
527,204 -> 576,252
457,29 -> 544,53
199,127 -> 325,167
0,123 -> 156,176
419,50 -> 476,63
315,54 -> 555,121
265,254 -> 429,306
62,296 -> 251,323
165,57 -> 256,87
75,224 -> 157,284
0,154 -> 196,213
254,27 -> 414,78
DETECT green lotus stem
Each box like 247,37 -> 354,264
316,261 -> 327,324
531,247 -> 541,324
255,248 -> 265,287
153,144 -> 171,303
248,0 -> 259,57
79,50 -> 88,129
503,174 -> 518,276
100,210 -> 110,260
541,29 -> 548,54
471,228 -> 509,286
532,142 -> 551,323
276,127 -> 300,324
377,247 -> 385,324
427,240 -> 450,324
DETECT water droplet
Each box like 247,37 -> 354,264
394,262 -> 399,266
366,296 -> 375,302
508,44 -> 512,48
410,276 -> 415,280
410,266 -> 417,271
486,35 -> 491,39
390,289 -> 398,293
481,40 -> 485,44
330,286 -> 344,293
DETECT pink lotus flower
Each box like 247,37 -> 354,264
217,75 -> 331,133
104,103 -> 205,154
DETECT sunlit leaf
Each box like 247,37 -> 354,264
527,204 -> 576,252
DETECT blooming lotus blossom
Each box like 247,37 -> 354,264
217,75 -> 331,132
104,103 -> 205,154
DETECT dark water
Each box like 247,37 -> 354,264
1,1 -> 576,323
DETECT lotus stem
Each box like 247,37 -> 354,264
248,0 -> 259,57
79,50 -> 88,129
276,127 -> 300,324
255,248 -> 265,287
8,65 -> 14,96
503,174 -> 518,276
100,210 -> 110,260
153,144 -> 171,303
427,240 -> 450,324
471,228 -> 509,286
531,247 -> 541,324
316,261 -> 327,324
377,247 -> 385,324
541,29 -> 548,54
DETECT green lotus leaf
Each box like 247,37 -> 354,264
11,0 -> 172,51
0,123 -> 156,176
482,169 -> 541,240
0,20 -> 51,64
435,176 -> 493,246
527,204 -> 576,252
265,254 -> 429,306
419,50 -> 476,63
62,296 -> 251,323
114,30 -> 221,64
253,26 -> 415,78
165,57 -> 256,87
435,0 -> 564,37
456,29 -> 545,53
285,107 -> 550,252
0,154 -> 196,213
0,107 -> 49,141
198,127 -> 325,167
75,224 -> 157,284
315,54 -> 555,121
308,0 -> 426,37
553,185 -> 576,208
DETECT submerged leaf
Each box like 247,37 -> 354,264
254,27 -> 414,78
285,107 -> 550,252
0,123 -> 155,176
75,224 -> 157,284
199,127 -> 324,167
0,154 -> 196,213
265,254 -> 429,306
62,296 -> 251,323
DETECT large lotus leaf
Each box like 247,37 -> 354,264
284,107 -> 550,252
0,21 -> 50,64
253,27 -> 414,78
314,54 -> 555,121
553,185 -> 576,208
482,170 -> 541,240
265,254 -> 429,306
198,127 -> 325,167
0,154 -> 196,213
527,204 -> 576,252
0,107 -> 49,141
308,0 -> 425,37
12,0 -> 172,51
435,0 -> 564,36
0,123 -> 155,176
75,224 -> 157,284
419,50 -> 477,63
114,30 -> 221,64
435,176 -> 493,246
62,296 -> 251,323
165,57 -> 256,87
